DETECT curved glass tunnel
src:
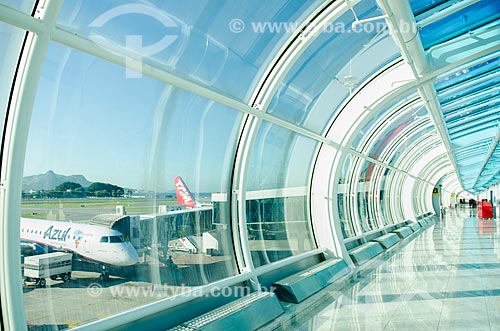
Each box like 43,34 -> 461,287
0,0 -> 499,330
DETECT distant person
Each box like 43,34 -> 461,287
469,199 -> 473,208
166,255 -> 177,269
166,255 -> 179,285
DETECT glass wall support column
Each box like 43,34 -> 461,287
0,1 -> 63,330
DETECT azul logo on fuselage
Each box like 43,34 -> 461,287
43,226 -> 71,242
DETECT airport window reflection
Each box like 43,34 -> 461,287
379,167 -> 391,226
354,160 -> 376,232
245,123 -> 317,267
55,0 -> 319,103
395,174 -> 407,220
246,193 -> 314,267
266,0 -> 399,134
338,154 -> 356,238
413,182 -> 423,216
381,169 -> 396,224
21,41 -> 241,329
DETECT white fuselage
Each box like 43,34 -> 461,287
20,218 -> 139,266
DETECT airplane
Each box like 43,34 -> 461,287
174,176 -> 203,209
20,217 -> 139,281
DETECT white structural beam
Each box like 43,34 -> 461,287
376,0 -> 465,192
0,4 -> 45,32
472,125 -> 500,188
0,2 -> 63,330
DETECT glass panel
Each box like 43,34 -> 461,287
415,184 -> 428,218
368,163 -> 385,227
435,57 -> 500,91
444,99 -> 500,122
245,122 -> 317,267
419,0 -> 500,49
447,110 -> 499,131
381,167 -> 394,224
246,123 -> 317,190
351,90 -> 420,155
357,160 -> 378,232
476,143 -> 500,189
22,41 -> 241,328
409,0 -> 448,16
0,0 -> 33,13
450,125 -> 497,142
337,154 -> 356,239
379,167 -> 391,225
438,70 -> 500,105
442,90 -> 499,116
356,191 -> 370,231
393,173 -> 406,221
350,96 -> 402,149
0,23 -> 26,130
387,124 -> 434,166
56,0 -> 321,102
267,0 -> 399,133
364,109 -> 416,161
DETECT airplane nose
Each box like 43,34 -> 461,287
122,245 -> 139,265
128,249 -> 139,265
112,246 -> 139,266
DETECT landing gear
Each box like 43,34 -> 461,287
98,264 -> 110,282
48,272 -> 71,282
99,272 -> 110,282
61,272 -> 71,282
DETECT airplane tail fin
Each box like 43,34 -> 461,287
174,176 -> 200,209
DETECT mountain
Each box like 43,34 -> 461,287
22,170 -> 93,192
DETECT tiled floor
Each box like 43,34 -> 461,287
284,207 -> 500,330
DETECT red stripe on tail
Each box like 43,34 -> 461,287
174,176 -> 196,209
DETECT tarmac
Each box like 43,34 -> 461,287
23,269 -> 186,330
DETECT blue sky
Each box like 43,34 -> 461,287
24,41 -> 242,192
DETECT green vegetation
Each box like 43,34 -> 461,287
23,181 -> 124,199
87,182 -> 124,197
54,182 -> 85,197
55,182 -> 82,191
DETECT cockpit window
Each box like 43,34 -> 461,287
109,235 -> 124,243
99,236 -> 109,243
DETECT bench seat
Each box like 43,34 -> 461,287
372,233 -> 400,249
349,242 -> 384,265
272,258 -> 349,304
393,226 -> 413,239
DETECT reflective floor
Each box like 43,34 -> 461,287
281,207 -> 500,330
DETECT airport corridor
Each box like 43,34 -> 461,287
276,207 -> 500,331
1,1 -> 499,329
